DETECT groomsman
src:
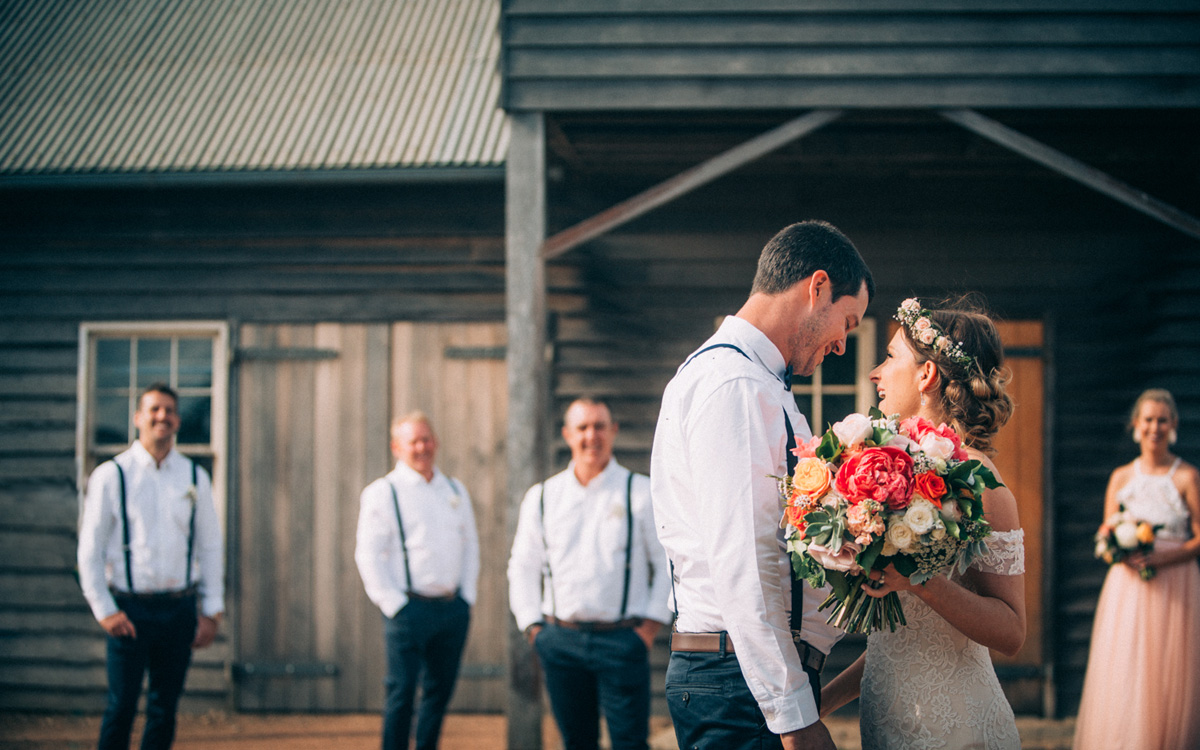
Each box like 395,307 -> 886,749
651,221 -> 874,750
508,398 -> 673,750
355,412 -> 479,750
77,383 -> 225,750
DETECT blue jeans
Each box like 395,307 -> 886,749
98,594 -> 196,750
666,649 -> 821,750
382,595 -> 470,750
533,623 -> 650,750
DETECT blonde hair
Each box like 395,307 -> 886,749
392,410 -> 433,436
901,297 -> 1014,455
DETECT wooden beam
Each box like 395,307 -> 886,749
505,112 -> 548,750
541,109 -> 843,259
941,108 -> 1200,243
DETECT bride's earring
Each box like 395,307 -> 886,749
920,393 -> 926,407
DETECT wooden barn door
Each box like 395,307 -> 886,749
234,322 -> 507,712
989,321 -> 1047,715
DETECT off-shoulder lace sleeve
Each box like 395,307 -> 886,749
971,529 -> 1025,575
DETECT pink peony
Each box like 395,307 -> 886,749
835,446 -> 915,510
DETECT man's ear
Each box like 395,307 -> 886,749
808,270 -> 830,306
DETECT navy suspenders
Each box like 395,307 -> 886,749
389,476 -> 462,597
111,458 -> 199,593
539,469 -> 636,620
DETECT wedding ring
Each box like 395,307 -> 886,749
866,578 -> 883,590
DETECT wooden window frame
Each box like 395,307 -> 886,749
75,321 -> 229,528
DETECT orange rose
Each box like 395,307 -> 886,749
1136,522 -> 1155,545
913,471 -> 947,508
785,504 -> 807,532
792,457 -> 832,500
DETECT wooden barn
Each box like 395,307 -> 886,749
2,0 -> 1198,739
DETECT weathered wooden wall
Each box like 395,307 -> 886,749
0,180 -> 512,712
503,0 -> 1200,111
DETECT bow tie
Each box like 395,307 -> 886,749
783,365 -> 793,390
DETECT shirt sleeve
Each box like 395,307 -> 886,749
687,378 -> 820,733
456,479 -> 481,606
77,461 -> 120,622
633,474 -> 674,625
354,481 -> 407,618
506,484 -> 547,631
192,467 -> 225,617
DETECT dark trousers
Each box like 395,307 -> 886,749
665,649 -> 821,750
382,596 -> 471,750
533,623 -> 651,750
98,594 -> 197,750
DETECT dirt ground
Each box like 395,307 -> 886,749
0,711 -> 1074,750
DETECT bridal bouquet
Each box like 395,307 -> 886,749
781,408 -> 1003,634
1094,507 -> 1161,580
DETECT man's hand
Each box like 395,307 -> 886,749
524,624 -> 543,646
100,611 -> 137,639
781,720 -> 836,750
634,619 -> 663,651
193,614 -> 221,649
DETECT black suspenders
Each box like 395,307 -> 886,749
540,470 -> 635,619
672,342 -> 802,630
389,476 -> 461,596
111,458 -> 198,593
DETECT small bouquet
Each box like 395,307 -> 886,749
1094,506 -> 1161,580
781,408 -> 1003,634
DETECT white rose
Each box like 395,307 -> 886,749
832,413 -> 873,448
882,539 -> 900,557
931,525 -> 947,541
905,500 -> 936,535
886,519 -> 916,552
886,434 -> 915,452
920,433 -> 957,463
941,502 -> 962,523
1114,521 -> 1140,550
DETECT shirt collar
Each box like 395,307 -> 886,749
565,457 -> 624,490
717,315 -> 789,387
392,460 -> 442,486
129,440 -> 181,470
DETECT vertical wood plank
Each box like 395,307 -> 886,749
505,110 -> 548,750
312,323 -> 341,710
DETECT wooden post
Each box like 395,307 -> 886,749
506,111 -> 547,750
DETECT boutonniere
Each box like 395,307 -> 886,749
184,485 -> 198,505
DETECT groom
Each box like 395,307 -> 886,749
650,220 -> 873,750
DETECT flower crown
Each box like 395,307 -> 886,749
895,298 -> 976,369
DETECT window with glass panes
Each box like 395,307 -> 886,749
790,319 -> 876,434
77,323 -> 228,518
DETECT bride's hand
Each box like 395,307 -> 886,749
862,564 -> 916,598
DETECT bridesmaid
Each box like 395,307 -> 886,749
1072,389 -> 1200,750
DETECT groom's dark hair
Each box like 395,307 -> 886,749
751,220 -> 875,303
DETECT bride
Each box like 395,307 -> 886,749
821,297 -> 1026,750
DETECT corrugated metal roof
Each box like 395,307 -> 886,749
0,0 -> 509,176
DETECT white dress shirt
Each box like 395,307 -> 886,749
77,442 -> 225,622
508,459 -> 673,632
355,462 -> 480,618
650,315 -> 844,733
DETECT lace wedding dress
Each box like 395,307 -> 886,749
860,529 -> 1024,750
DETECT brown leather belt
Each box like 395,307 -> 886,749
546,616 -> 642,632
408,591 -> 460,603
670,631 -> 826,673
111,585 -> 197,602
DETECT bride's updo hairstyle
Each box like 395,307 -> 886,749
899,296 -> 1014,455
